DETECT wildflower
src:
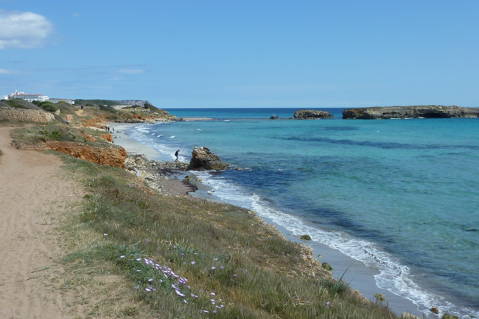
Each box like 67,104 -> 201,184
210,292 -> 216,296
119,255 -> 126,259
148,278 -> 154,282
200,310 -> 209,313
175,290 -> 185,297
191,261 -> 196,265
145,287 -> 152,292
183,299 -> 188,304
191,293 -> 198,298
211,266 -> 216,270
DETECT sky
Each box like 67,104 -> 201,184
0,0 -> 478,108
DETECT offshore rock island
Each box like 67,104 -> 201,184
293,109 -> 333,119
342,105 -> 479,119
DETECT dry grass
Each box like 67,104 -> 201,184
10,123 -> 114,149
57,153 -> 398,319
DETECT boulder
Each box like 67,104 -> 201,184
270,115 -> 279,120
343,105 -> 479,119
430,307 -> 439,314
293,109 -> 333,120
300,234 -> 312,240
188,147 -> 228,170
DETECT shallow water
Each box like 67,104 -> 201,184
121,108 -> 479,318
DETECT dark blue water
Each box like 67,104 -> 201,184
124,108 -> 479,318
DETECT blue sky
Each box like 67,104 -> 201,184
0,1 -> 478,108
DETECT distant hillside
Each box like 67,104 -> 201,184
74,99 -> 152,107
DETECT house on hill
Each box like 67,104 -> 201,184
6,90 -> 49,102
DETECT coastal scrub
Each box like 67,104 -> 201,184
58,152 -> 399,319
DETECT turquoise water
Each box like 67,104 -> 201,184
124,108 -> 479,317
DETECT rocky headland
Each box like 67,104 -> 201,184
343,105 -> 479,119
293,109 -> 333,119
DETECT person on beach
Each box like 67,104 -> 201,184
175,149 -> 180,161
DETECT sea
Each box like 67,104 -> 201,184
116,108 -> 479,318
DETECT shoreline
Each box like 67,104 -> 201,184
110,122 -> 430,318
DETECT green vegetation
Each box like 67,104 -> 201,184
33,101 -> 59,112
57,153 -> 398,319
10,123 -> 111,147
74,99 -> 120,107
0,99 -> 39,109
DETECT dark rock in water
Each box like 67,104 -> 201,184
293,109 -> 333,120
321,262 -> 333,271
300,234 -> 312,240
188,146 -> 229,170
343,105 -> 479,119
270,115 -> 279,120
430,307 -> 439,314
442,314 -> 459,319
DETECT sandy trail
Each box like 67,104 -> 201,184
0,126 -> 77,319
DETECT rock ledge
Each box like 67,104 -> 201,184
293,109 -> 333,120
343,105 -> 479,119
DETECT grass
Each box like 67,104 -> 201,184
58,153 -> 399,319
10,123 -> 113,148
0,98 -> 39,109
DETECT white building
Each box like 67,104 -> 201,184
6,90 -> 49,102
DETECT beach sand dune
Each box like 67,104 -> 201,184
0,126 -> 77,318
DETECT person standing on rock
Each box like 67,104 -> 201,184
175,149 -> 180,161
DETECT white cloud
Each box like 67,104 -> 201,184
0,68 -> 12,74
117,68 -> 145,74
0,11 -> 53,49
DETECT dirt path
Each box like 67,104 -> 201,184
0,126 -> 78,319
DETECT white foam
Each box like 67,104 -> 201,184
125,124 -> 188,162
192,172 -> 479,319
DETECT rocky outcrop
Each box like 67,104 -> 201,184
46,141 -> 127,168
100,133 -> 113,142
188,147 -> 228,170
293,110 -> 333,120
343,105 -> 479,119
125,154 -> 188,175
0,107 -> 55,123
124,154 -> 193,195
